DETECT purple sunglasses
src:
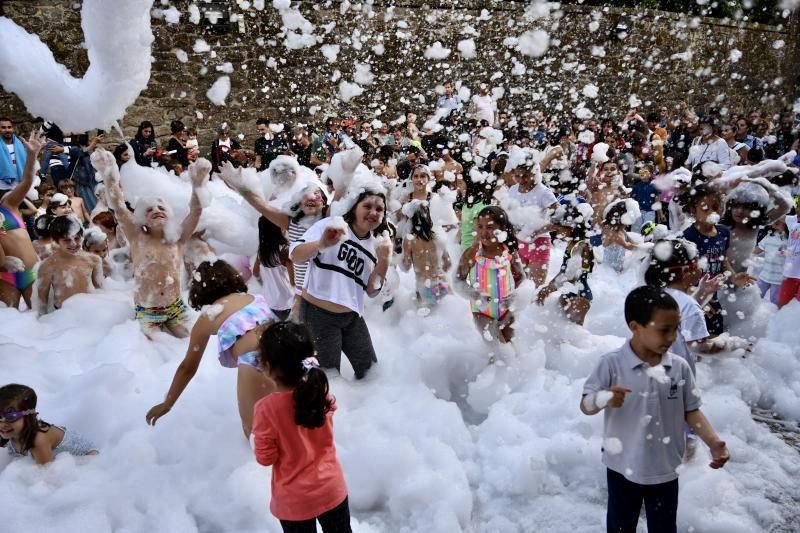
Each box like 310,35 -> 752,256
0,409 -> 36,424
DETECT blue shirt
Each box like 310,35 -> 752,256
436,95 -> 462,111
682,224 -> 730,275
631,180 -> 658,212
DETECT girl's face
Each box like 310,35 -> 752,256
412,169 -> 429,191
693,196 -> 722,224
354,195 -> 385,232
721,126 -> 735,140
0,409 -> 25,440
301,189 -> 325,216
88,241 -> 108,258
142,127 -> 153,138
731,204 -> 753,224
773,219 -> 787,233
475,215 -> 500,247
53,202 -> 73,216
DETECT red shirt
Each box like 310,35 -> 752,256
252,391 -> 347,521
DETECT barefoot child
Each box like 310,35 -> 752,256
92,147 -> 209,338
1,384 -> 98,465
580,286 -> 729,533
401,202 -> 451,307
57,179 -> 91,225
253,322 -> 352,533
36,215 -> 103,314
457,206 -> 523,344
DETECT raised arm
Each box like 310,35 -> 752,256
2,132 -> 46,209
218,161 -> 290,232
146,314 -> 212,426
91,147 -> 136,236
179,158 -> 212,244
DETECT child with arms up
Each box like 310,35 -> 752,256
91,147 -> 210,338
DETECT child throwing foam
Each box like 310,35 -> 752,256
253,322 -> 352,533
1,384 -> 97,464
456,206 -> 523,344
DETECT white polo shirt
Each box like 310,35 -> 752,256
582,341 -> 702,485
289,217 -> 376,315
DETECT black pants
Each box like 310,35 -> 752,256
606,469 -> 678,533
280,496 -> 352,533
300,299 -> 377,379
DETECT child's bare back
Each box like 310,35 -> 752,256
37,249 -> 102,311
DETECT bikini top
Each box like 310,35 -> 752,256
216,295 -> 276,368
0,205 -> 24,232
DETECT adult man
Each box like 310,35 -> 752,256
290,126 -> 326,170
766,112 -> 796,159
254,118 -> 285,172
436,81 -> 462,112
0,117 -> 27,191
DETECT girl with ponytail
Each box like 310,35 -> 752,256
253,322 -> 352,533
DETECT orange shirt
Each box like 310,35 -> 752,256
252,391 -> 348,521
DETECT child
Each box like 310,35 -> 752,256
753,217 -> 788,305
456,206 -> 523,344
36,215 -> 103,314
681,184 -> 750,334
253,216 -> 294,321
580,286 -> 729,533
601,199 -> 641,273
777,212 -> 800,308
644,239 -> 723,374
537,201 -> 596,326
46,192 -> 73,217
57,179 -> 92,225
91,210 -> 126,251
1,384 -> 98,464
630,165 -> 658,232
252,322 -> 351,533
506,158 -> 559,286
92,148 -> 208,338
146,260 -> 276,437
32,214 -> 55,260
401,202 -> 451,307
83,226 -> 112,277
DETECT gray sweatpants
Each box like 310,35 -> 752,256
299,299 -> 377,379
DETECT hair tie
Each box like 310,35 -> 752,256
301,357 -> 320,376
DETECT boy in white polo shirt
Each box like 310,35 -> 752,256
581,286 -> 729,533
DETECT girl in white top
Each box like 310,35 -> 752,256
471,84 -> 495,125
753,217 -> 788,305
289,191 -> 392,378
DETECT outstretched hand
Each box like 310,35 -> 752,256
320,226 -> 346,249
22,131 -> 47,156
90,147 -> 117,177
189,158 -> 212,187
145,403 -> 171,426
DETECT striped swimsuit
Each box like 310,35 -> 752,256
468,245 -> 515,320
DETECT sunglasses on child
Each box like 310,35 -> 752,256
0,409 -> 36,423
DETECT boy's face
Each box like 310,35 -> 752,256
57,233 -> 84,255
88,241 -> 108,258
630,308 -> 681,357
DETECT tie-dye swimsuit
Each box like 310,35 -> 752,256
0,205 -> 37,290
217,295 -> 276,369
468,245 -> 515,320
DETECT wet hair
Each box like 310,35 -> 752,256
49,215 -> 83,241
409,202 -> 434,242
476,205 -> 518,253
679,183 -> 723,215
0,384 -> 53,455
33,214 -> 53,239
57,179 -> 76,194
257,322 -> 334,429
343,191 -> 389,237
91,211 -> 117,231
258,216 -> 289,268
644,239 -> 698,287
188,260 -> 248,310
624,286 -> 679,327
135,121 -> 155,143
603,201 -> 630,228
170,120 -> 185,135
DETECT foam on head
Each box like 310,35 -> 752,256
83,226 -> 108,248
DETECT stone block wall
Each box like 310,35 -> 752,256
0,0 -> 796,150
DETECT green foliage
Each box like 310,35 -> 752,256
561,0 -> 786,25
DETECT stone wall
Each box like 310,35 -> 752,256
0,0 -> 797,149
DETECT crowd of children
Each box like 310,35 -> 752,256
1,98 -> 798,532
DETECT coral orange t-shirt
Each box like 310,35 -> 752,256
252,391 -> 348,521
